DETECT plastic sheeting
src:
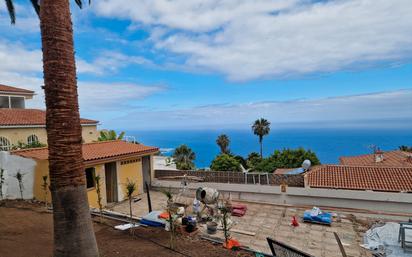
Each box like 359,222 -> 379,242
363,222 -> 412,257
140,211 -> 166,227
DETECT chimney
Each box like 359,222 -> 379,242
374,149 -> 384,163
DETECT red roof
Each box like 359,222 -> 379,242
0,84 -> 34,95
0,109 -> 98,126
12,140 -> 159,165
306,165 -> 412,192
339,150 -> 412,167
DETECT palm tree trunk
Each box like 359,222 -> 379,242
260,137 -> 263,158
129,197 -> 133,222
40,0 -> 99,256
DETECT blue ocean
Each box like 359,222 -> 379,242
126,129 -> 412,168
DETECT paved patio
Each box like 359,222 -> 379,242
109,190 -> 377,257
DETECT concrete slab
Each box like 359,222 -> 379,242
109,190 -> 387,257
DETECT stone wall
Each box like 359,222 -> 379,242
155,169 -> 304,187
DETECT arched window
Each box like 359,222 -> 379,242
27,134 -> 39,145
0,137 -> 11,151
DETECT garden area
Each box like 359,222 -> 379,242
0,200 -> 253,257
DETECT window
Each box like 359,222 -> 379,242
0,96 -> 9,108
85,168 -> 95,189
27,134 -> 39,145
0,137 -> 11,151
10,96 -> 25,108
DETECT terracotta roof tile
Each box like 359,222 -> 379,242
339,150 -> 412,167
0,84 -> 34,94
0,109 -> 98,126
12,140 -> 159,164
307,165 -> 412,192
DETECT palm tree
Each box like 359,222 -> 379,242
5,1 -> 99,256
125,179 -> 137,223
172,145 -> 196,170
98,129 -> 125,141
252,118 -> 271,158
216,134 -> 230,154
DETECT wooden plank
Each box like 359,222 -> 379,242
216,227 -> 256,236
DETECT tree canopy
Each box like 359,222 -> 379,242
216,134 -> 230,154
399,145 -> 412,152
252,118 -> 270,158
98,130 -> 125,141
210,154 -> 241,172
172,144 -> 196,170
250,147 -> 320,173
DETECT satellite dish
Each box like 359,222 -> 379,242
302,159 -> 311,171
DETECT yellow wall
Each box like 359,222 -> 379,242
0,125 -> 98,146
117,158 -> 144,200
31,157 -> 146,208
81,126 -> 99,143
1,127 -> 48,146
32,159 -> 50,203
86,164 -> 106,209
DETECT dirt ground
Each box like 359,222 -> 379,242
0,200 -> 253,257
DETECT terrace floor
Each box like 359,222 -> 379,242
107,190 -> 398,257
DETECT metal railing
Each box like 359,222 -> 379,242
245,172 -> 270,185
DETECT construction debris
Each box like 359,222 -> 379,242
362,222 -> 412,257
114,223 -> 140,231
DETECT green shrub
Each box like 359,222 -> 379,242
210,154 -> 241,172
249,148 -> 320,173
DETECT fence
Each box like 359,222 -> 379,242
154,169 -> 304,187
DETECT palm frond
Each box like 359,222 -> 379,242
125,179 -> 136,197
5,0 -> 15,24
30,0 -> 40,16
118,131 -> 125,140
109,130 -> 116,140
74,0 -> 83,9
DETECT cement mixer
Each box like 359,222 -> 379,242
195,187 -> 221,218
196,187 -> 220,204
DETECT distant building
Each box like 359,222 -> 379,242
0,84 -> 99,150
339,150 -> 412,167
154,155 -> 177,171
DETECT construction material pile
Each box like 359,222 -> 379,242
362,222 -> 411,257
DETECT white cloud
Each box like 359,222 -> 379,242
0,41 -> 42,73
0,41 -> 164,121
110,89 -> 412,130
95,0 -> 412,81
77,82 -> 164,113
0,40 -> 150,76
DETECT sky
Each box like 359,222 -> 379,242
1,0 -> 412,130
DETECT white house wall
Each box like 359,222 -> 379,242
0,151 -> 36,199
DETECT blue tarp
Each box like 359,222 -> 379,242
140,211 -> 166,227
303,210 -> 332,225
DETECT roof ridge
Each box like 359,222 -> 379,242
314,164 -> 412,170
340,150 -> 401,159
85,140 -> 125,145
0,84 -> 35,93
11,146 -> 48,153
